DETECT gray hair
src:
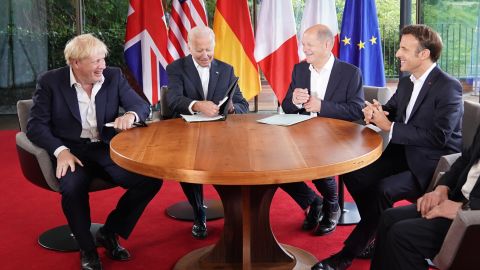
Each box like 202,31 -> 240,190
305,24 -> 334,42
64,33 -> 108,65
188,26 -> 215,47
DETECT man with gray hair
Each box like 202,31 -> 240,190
281,24 -> 364,236
166,25 -> 249,239
27,33 -> 162,270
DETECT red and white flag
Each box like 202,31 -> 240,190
254,0 -> 299,104
298,0 -> 340,59
167,0 -> 208,63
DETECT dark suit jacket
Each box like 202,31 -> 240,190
27,66 -> 150,156
166,55 -> 249,117
384,66 -> 463,191
439,126 -> 480,210
281,59 -> 364,121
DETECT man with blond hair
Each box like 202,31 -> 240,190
27,33 -> 162,270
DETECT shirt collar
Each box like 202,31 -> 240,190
309,53 -> 335,74
410,63 -> 436,84
192,58 -> 210,69
69,67 -> 104,87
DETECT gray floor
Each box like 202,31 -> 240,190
0,115 -> 18,130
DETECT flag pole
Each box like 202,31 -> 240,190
253,0 -> 259,112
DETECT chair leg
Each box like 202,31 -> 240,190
337,176 -> 361,225
38,223 -> 104,252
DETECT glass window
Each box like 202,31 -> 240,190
420,0 -> 480,93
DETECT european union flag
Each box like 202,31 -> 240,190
339,0 -> 386,87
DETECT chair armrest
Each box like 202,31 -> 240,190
426,153 -> 462,192
15,132 -> 60,191
433,210 -> 480,269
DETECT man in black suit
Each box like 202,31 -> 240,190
27,34 -> 162,270
166,26 -> 249,239
371,124 -> 480,270
280,24 -> 364,236
312,25 -> 463,270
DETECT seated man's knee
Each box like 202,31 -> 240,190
379,208 -> 399,229
59,175 -> 90,198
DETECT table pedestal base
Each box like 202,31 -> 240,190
173,185 -> 317,270
174,244 -> 317,270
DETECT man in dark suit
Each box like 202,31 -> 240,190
312,25 -> 463,270
166,26 -> 249,239
280,24 -> 364,236
371,124 -> 480,270
27,34 -> 162,270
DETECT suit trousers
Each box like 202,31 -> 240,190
57,141 -> 162,251
342,144 -> 424,256
280,177 -> 338,210
371,204 -> 452,270
180,182 -> 204,218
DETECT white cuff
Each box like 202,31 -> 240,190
124,111 -> 139,122
388,122 -> 395,141
54,146 -> 69,158
188,101 -> 198,114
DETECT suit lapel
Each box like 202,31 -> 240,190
184,55 -> 205,99
95,77 -> 109,128
397,80 -> 413,122
408,67 -> 440,120
299,62 -> 311,94
207,60 -> 220,101
323,59 -> 341,101
60,67 -> 82,123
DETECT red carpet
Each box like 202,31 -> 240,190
1,129 -> 375,269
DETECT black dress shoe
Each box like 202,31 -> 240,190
311,252 -> 353,270
302,198 -> 323,230
314,204 -> 341,236
192,220 -> 208,239
80,249 -> 102,270
95,227 -> 131,261
357,239 -> 375,259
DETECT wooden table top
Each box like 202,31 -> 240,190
110,114 -> 382,185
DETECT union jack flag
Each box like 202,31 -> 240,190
124,0 -> 169,105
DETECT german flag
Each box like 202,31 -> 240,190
213,0 -> 260,101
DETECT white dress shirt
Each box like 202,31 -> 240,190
53,69 -> 105,157
462,159 -> 480,200
389,63 -> 437,140
188,58 -> 211,114
405,63 -> 437,123
295,54 -> 335,117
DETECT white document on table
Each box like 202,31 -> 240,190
180,113 -> 225,122
256,114 -> 314,126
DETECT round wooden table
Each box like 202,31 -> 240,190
110,114 -> 383,270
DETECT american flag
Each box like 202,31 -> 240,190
124,0 -> 169,105
167,0 -> 208,63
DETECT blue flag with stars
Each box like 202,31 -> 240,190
339,0 -> 386,87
